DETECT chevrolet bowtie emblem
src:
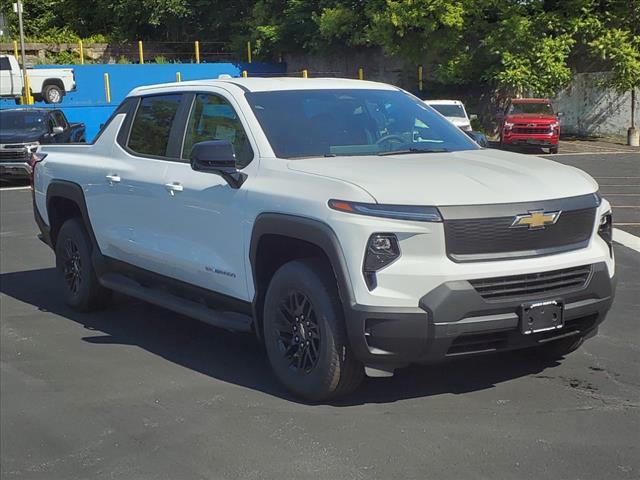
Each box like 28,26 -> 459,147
510,210 -> 561,230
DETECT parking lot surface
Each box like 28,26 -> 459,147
1,152 -> 639,479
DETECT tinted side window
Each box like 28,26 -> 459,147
182,94 -> 253,168
128,94 -> 182,157
52,111 -> 68,128
0,57 -> 10,70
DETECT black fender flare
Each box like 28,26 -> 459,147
249,213 -> 357,334
45,179 -> 100,253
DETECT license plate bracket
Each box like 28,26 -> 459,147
519,300 -> 564,335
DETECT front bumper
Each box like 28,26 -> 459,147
0,162 -> 31,178
502,133 -> 559,147
345,262 -> 615,367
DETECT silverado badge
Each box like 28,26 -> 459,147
510,210 -> 561,230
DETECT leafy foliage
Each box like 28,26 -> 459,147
0,0 -> 636,97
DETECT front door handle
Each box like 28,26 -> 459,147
164,182 -> 183,196
106,174 -> 121,185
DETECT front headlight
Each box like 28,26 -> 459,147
24,142 -> 40,153
598,210 -> 613,256
328,200 -> 442,222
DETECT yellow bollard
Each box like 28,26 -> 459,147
418,65 -> 424,92
195,41 -> 200,64
176,72 -> 181,82
23,73 -> 34,104
302,69 -> 308,78
13,40 -> 18,59
247,41 -> 252,64
104,73 -> 111,103
358,67 -> 364,80
242,70 -> 248,78
138,40 -> 144,64
78,40 -> 84,65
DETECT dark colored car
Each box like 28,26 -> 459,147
0,108 -> 85,179
499,99 -> 560,154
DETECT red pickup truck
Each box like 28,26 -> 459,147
499,98 -> 560,154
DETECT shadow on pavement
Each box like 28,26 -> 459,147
0,267 -> 559,406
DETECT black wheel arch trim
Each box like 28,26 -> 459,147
45,179 -> 100,252
249,213 -> 357,338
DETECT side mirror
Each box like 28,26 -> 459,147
190,140 -> 245,188
52,126 -> 64,135
465,130 -> 488,147
469,114 -> 478,121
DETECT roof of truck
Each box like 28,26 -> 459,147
129,77 -> 399,96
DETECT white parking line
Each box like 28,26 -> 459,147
613,228 -> 640,253
0,186 -> 31,191
541,151 -> 638,156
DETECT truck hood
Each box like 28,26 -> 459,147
287,149 -> 598,206
506,114 -> 557,123
0,129 -> 44,144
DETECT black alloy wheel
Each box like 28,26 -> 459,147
275,291 -> 321,375
62,237 -> 83,295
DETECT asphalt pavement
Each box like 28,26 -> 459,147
1,153 -> 639,480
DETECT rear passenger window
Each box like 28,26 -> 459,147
0,57 -> 11,70
182,94 -> 254,168
128,94 -> 182,157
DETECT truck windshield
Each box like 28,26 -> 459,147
0,111 -> 48,133
508,103 -> 554,115
428,103 -> 467,118
246,89 -> 479,159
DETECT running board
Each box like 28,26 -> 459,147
99,273 -> 252,333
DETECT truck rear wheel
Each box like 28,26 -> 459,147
263,259 -> 364,401
43,84 -> 64,104
55,219 -> 112,311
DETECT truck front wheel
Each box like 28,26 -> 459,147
263,259 -> 364,401
43,84 -> 64,104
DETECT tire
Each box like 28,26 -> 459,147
43,84 -> 64,104
263,259 -> 364,401
549,146 -> 559,154
55,218 -> 112,311
536,335 -> 584,359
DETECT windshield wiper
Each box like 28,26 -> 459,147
378,147 -> 449,156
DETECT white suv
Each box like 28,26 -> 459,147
32,78 -> 616,400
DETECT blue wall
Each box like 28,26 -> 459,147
0,62 -> 285,141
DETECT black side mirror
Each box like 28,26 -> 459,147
190,140 -> 246,188
465,130 -> 488,147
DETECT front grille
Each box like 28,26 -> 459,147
444,207 -> 596,261
512,125 -> 551,134
0,147 -> 29,162
469,264 -> 593,301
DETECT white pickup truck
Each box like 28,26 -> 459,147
32,78 -> 616,400
0,54 -> 76,104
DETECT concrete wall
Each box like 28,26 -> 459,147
553,72 -> 638,139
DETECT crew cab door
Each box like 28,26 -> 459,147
159,91 -> 256,301
87,94 -> 183,268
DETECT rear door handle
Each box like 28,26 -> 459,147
105,174 -> 121,185
164,182 -> 183,196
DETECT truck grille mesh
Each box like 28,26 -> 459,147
444,208 -> 596,261
0,148 -> 29,162
469,264 -> 593,301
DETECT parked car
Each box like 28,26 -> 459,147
426,99 -> 487,146
0,108 -> 85,179
499,98 -> 560,154
0,54 -> 77,104
425,99 -> 473,131
33,78 -> 615,401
